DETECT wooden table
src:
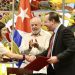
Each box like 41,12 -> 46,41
7,67 -> 33,75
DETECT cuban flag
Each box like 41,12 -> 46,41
13,0 -> 32,48
13,0 -> 32,67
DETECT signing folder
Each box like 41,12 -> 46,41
24,56 -> 49,71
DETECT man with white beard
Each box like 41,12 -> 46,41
19,17 -> 51,75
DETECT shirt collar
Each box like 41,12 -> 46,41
54,23 -> 61,34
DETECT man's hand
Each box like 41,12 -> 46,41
29,39 -> 34,49
29,55 -> 36,62
33,42 -> 39,48
47,56 -> 59,64
29,39 -> 39,49
25,55 -> 36,62
33,39 -> 39,48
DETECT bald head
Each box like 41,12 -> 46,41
31,17 -> 42,25
45,14 -> 49,21
30,17 -> 42,35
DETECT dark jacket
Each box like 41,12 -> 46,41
68,24 -> 75,36
37,25 -> 75,75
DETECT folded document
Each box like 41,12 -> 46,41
24,56 -> 49,71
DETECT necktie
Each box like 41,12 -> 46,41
47,33 -> 55,58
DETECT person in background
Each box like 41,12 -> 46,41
0,22 -> 31,62
29,12 -> 75,75
19,17 -> 51,75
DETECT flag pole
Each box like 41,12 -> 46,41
62,0 -> 65,25
11,0 -> 15,51
12,0 -> 14,26
11,0 -> 15,67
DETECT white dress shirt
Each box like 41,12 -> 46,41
19,29 -> 51,55
19,29 -> 51,74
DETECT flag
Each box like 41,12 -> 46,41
13,0 -> 32,49
16,0 -> 32,32
13,0 -> 32,67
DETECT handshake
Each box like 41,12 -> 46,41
25,54 -> 36,62
25,55 -> 59,64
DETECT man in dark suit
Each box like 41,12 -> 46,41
29,12 -> 75,75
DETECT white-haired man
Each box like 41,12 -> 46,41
19,17 -> 51,75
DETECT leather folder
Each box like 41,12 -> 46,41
24,56 -> 49,71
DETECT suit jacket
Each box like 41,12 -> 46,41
68,24 -> 75,36
37,25 -> 75,75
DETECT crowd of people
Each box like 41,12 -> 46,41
0,12 -> 75,75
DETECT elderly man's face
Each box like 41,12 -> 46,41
31,22 -> 41,35
31,19 -> 41,35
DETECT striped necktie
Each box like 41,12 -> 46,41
47,32 -> 55,58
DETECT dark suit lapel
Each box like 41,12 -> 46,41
53,25 -> 65,53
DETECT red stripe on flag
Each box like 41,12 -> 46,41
16,0 -> 32,33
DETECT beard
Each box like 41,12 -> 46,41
32,29 -> 41,35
